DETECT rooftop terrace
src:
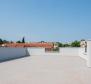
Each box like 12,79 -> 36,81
0,55 -> 91,84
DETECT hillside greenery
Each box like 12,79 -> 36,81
57,40 -> 80,47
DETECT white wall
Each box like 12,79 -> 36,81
27,48 -> 45,56
79,48 -> 87,61
0,48 -> 28,61
87,40 -> 91,67
59,47 -> 80,56
0,47 -> 87,63
27,47 -> 81,56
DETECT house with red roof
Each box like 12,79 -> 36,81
2,42 -> 54,48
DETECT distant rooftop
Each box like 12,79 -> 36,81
2,42 -> 54,48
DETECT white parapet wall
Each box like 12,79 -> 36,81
0,48 -> 28,61
79,47 -> 87,61
27,47 -> 81,56
0,47 -> 88,67
59,47 -> 80,56
27,47 -> 45,56
27,47 -> 89,67
87,40 -> 91,67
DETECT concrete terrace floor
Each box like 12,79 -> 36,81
0,55 -> 91,84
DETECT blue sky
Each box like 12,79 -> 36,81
0,0 -> 91,42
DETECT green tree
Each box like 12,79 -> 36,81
16,41 -> 21,43
57,42 -> 63,47
0,38 -> 3,44
63,44 -> 70,47
3,40 -> 9,43
41,41 -> 45,43
71,40 -> 80,47
22,37 -> 25,43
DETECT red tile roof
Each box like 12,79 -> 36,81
4,43 -> 53,48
